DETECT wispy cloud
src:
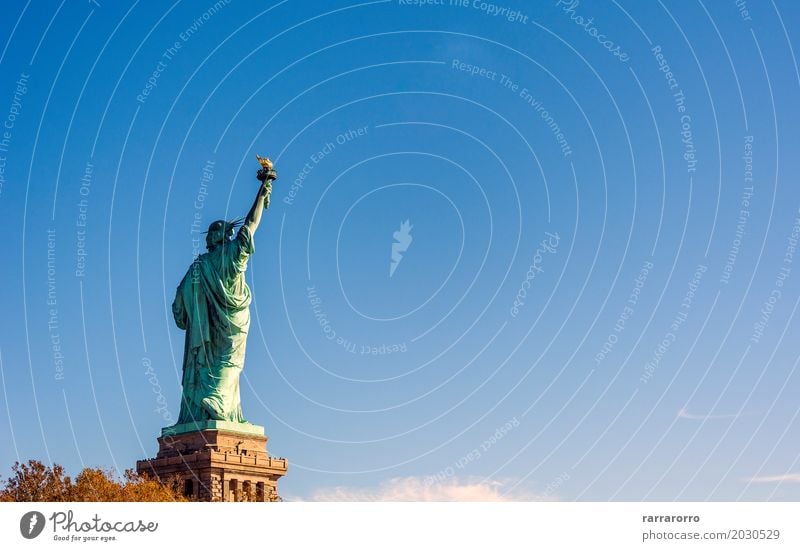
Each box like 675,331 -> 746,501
747,473 -> 800,484
304,476 -> 552,502
677,407 -> 740,420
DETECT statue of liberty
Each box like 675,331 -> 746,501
170,157 -> 276,427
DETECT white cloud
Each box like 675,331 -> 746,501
305,476 -> 552,502
747,473 -> 800,484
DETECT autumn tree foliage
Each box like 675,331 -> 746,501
0,460 -> 187,502
0,460 -> 71,502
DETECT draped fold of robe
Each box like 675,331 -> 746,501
171,226 -> 255,424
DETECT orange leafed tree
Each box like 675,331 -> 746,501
0,460 -> 187,502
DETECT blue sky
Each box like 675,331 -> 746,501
1,0 -> 800,501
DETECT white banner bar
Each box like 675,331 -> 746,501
1,502 -> 797,550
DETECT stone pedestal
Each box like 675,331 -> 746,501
137,422 -> 287,502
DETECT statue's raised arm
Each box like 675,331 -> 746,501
243,154 -> 277,235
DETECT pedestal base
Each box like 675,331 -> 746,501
137,426 -> 287,502
161,420 -> 265,437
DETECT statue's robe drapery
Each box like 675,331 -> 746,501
172,226 -> 255,424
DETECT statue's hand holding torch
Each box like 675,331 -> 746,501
256,154 -> 277,209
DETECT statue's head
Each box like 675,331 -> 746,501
206,220 -> 235,250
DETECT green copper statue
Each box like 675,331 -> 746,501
171,158 -> 277,426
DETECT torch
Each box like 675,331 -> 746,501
256,154 -> 278,209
